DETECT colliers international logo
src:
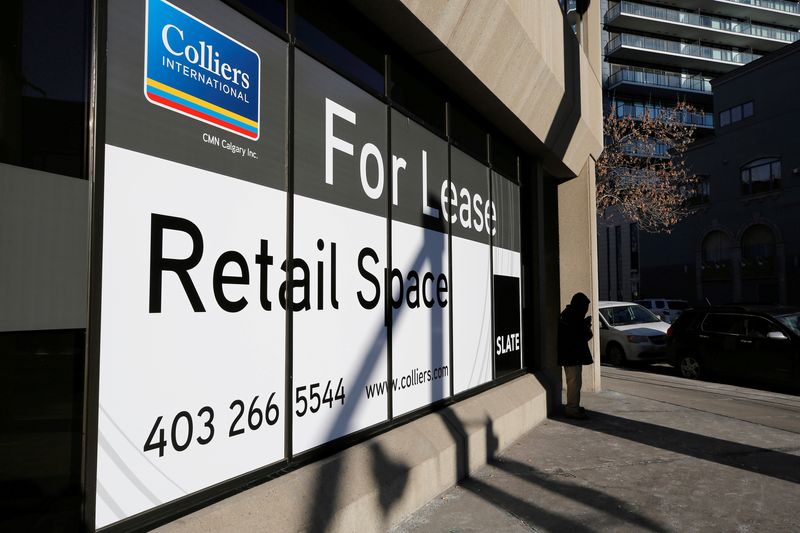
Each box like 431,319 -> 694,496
144,0 -> 260,140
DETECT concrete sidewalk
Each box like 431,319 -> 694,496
391,369 -> 800,532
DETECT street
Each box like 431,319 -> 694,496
392,367 -> 800,532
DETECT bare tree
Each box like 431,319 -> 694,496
596,101 -> 699,233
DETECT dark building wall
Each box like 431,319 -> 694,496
640,42 -> 800,306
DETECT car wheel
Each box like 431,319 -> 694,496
607,343 -> 627,367
679,355 -> 701,380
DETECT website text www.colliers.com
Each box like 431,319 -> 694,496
365,365 -> 449,399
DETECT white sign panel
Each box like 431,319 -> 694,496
450,148 -> 494,394
390,111 -> 451,416
96,146 -> 286,527
292,51 -> 389,452
291,198 -> 389,452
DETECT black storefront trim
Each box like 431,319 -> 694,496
83,0 -> 107,528
86,1 -> 530,530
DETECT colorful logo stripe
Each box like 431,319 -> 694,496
146,79 -> 258,138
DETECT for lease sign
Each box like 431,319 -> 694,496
97,0 -> 522,528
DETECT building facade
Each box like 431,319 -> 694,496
0,0 -> 602,531
638,41 -> 800,306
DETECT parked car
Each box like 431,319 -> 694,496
598,301 -> 671,366
667,305 -> 800,388
635,298 -> 689,324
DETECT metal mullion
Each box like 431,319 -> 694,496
385,53 -> 394,421
284,0 -> 296,463
82,0 -> 108,529
487,134 -> 495,381
445,102 -> 455,399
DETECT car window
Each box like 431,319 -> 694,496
702,314 -> 747,335
775,312 -> 800,336
656,301 -> 665,309
599,305 -> 660,326
746,317 -> 778,338
667,300 -> 688,310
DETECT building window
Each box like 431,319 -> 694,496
718,101 -> 754,128
701,230 -> 732,281
741,158 -> 781,195
390,56 -> 446,135
741,224 -> 776,278
295,0 -> 386,95
615,225 -> 623,301
629,222 -> 639,273
234,0 -> 285,30
449,104 -> 488,162
687,174 -> 711,205
719,110 -> 730,127
0,1 -> 90,179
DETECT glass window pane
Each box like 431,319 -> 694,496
491,135 -> 518,180
703,314 -> 746,335
1,163 -> 89,528
0,0 -> 90,179
731,105 -> 742,123
295,0 -> 385,95
771,161 -> 782,185
236,0 -> 286,30
390,58 -> 446,134
750,163 -> 771,193
0,329 -> 85,529
450,105 -> 487,162
742,101 -> 754,118
747,317 -> 777,338
719,110 -> 730,127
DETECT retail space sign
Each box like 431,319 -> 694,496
96,0 -> 523,528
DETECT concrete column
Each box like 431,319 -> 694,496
558,157 -> 601,393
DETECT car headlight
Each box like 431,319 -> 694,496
626,335 -> 649,344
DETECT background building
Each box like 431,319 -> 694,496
639,40 -> 800,306
597,0 -> 800,301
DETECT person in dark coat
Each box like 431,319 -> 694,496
558,292 -> 593,419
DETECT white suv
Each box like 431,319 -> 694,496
635,299 -> 689,324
